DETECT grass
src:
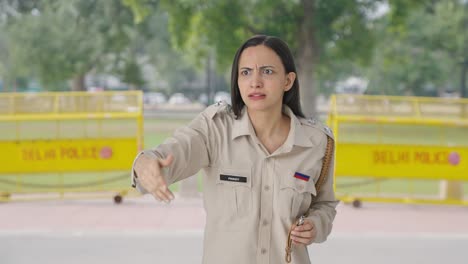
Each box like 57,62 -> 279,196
0,118 -> 195,194
337,123 -> 468,145
0,118 -> 466,199
335,123 -> 468,198
336,177 -> 468,196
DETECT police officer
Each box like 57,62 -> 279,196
132,35 -> 338,264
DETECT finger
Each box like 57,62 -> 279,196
294,223 -> 313,232
150,191 -> 162,202
148,188 -> 162,201
294,219 -> 314,231
139,173 -> 162,193
159,184 -> 175,200
142,168 -> 168,192
140,170 -> 173,202
146,181 -> 166,200
291,235 -> 312,245
157,186 -> 173,203
291,230 -> 314,239
152,189 -> 169,203
158,154 -> 174,168
166,188 -> 175,200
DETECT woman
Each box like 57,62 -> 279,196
132,35 -> 338,264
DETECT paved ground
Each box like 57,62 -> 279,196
2,194 -> 468,233
1,194 -> 468,263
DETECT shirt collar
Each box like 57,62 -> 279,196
231,107 -> 255,140
283,105 -> 315,148
231,105 -> 315,148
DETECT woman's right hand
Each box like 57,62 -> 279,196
134,153 -> 175,203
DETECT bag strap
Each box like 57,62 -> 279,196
285,135 -> 334,263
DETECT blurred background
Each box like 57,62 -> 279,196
0,0 -> 467,263
1,0 -> 466,107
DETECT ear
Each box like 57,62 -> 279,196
284,72 -> 296,92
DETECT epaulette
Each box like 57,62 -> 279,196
300,117 -> 334,139
204,100 -> 233,119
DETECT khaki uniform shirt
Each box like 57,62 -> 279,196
132,102 -> 338,264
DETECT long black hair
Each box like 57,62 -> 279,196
230,35 -> 304,118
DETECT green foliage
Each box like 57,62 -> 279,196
121,0 -> 156,24
366,0 -> 465,96
156,0 -> 391,112
2,0 -> 465,97
3,0 -> 146,90
0,0 -> 206,93
140,9 -> 204,94
161,0 -> 385,71
121,60 -> 145,89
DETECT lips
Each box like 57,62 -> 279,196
248,93 -> 266,100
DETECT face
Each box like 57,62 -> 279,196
237,45 -> 296,114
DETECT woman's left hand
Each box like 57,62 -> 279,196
290,219 -> 317,245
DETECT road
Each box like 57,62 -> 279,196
1,195 -> 467,264
1,231 -> 466,264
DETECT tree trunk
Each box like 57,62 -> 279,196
462,2 -> 468,98
71,74 -> 86,91
461,61 -> 467,98
297,0 -> 319,118
206,54 -> 213,105
11,79 -> 17,92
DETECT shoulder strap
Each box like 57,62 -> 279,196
315,135 -> 334,193
285,135 -> 334,263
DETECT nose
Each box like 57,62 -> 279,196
249,71 -> 263,89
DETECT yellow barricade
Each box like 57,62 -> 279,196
328,94 -> 468,206
0,91 -> 143,203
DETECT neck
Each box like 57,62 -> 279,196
247,106 -> 287,139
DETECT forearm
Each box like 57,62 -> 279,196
307,138 -> 339,243
130,112 -> 212,192
307,200 -> 338,243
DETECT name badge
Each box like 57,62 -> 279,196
220,174 -> 247,183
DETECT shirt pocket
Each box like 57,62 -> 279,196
279,169 -> 317,221
215,167 -> 253,227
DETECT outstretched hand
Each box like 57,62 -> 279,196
134,153 -> 175,203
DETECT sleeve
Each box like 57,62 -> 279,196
306,135 -> 339,243
130,108 -> 217,193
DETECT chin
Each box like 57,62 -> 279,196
245,103 -> 273,113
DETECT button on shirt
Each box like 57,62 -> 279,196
132,103 -> 338,264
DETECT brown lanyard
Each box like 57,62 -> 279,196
285,135 -> 334,263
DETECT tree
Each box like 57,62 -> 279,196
366,0 -> 466,96
154,0 -> 388,116
0,26 -> 14,91
4,0 -> 147,91
0,0 -> 40,91
140,9 -> 210,96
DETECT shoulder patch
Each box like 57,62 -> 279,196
300,117 -> 317,126
204,100 -> 233,119
322,125 -> 334,139
300,117 -> 334,139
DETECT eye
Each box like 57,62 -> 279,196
240,69 -> 250,76
263,68 -> 273,75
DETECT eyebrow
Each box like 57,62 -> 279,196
239,65 -> 276,70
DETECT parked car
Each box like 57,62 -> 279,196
198,93 -> 208,105
214,91 -> 231,104
168,93 -> 191,105
144,92 -> 167,105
